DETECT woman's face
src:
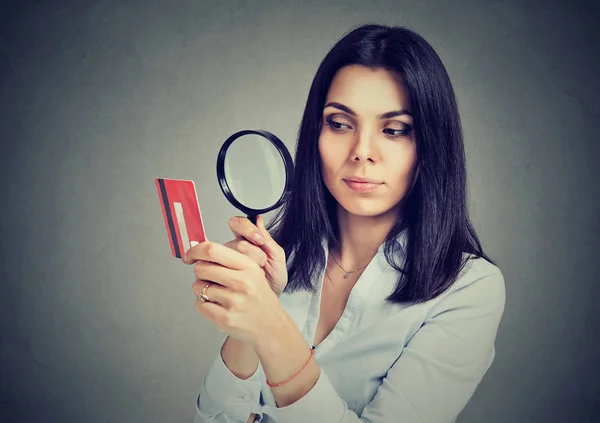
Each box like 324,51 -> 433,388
318,65 -> 418,218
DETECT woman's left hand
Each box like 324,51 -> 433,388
183,241 -> 287,348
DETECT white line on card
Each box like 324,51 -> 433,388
174,202 -> 190,252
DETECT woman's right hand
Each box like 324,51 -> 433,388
225,215 -> 288,296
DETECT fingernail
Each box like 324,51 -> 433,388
190,241 -> 199,247
253,233 -> 265,245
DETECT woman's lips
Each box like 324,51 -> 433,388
343,179 -> 383,192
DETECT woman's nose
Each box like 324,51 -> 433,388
350,129 -> 377,163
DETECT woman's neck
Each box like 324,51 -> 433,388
331,204 -> 400,270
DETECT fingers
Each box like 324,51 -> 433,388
228,215 -> 283,262
183,241 -> 257,270
192,280 -> 237,308
192,260 -> 259,294
229,216 -> 265,245
256,215 -> 284,261
225,239 -> 268,267
182,215 -> 283,268
192,260 -> 232,289
192,282 -> 228,329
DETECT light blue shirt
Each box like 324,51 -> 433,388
193,234 -> 506,422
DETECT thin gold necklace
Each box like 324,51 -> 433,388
324,270 -> 335,286
330,252 -> 368,279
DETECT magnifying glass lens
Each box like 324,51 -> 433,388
224,135 -> 286,210
217,130 -> 294,224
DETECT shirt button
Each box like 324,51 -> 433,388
241,394 -> 252,402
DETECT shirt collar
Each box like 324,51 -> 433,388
375,230 -> 407,255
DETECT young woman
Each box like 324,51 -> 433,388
184,23 -> 506,423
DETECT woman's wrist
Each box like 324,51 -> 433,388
254,326 -> 320,408
266,347 -> 315,387
252,308 -> 297,354
253,312 -> 314,370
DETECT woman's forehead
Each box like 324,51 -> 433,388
325,65 -> 412,115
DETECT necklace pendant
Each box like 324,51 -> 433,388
343,272 -> 350,279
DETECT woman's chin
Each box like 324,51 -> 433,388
337,199 -> 398,219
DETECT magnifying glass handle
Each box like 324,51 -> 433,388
247,214 -> 257,225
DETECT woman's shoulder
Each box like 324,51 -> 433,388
458,253 -> 505,287
427,254 -> 506,317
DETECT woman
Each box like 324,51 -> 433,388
184,23 -> 506,423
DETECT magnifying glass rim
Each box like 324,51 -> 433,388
216,129 -> 294,216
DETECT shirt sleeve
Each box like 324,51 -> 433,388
194,336 -> 264,423
272,259 -> 506,423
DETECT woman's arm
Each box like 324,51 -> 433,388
223,337 -> 261,423
221,337 -> 260,379
222,338 -> 260,423
190,214 -> 288,422
194,336 -> 264,423
253,311 -> 321,409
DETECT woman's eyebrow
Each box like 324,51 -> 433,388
324,101 -> 412,118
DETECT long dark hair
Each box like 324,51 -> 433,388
267,23 -> 494,304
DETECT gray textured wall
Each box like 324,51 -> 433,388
1,0 -> 599,422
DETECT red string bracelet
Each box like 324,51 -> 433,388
266,347 -> 316,388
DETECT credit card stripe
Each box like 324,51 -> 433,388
174,202 -> 190,254
158,178 -> 181,258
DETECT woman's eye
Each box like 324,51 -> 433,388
325,117 -> 352,131
383,127 -> 412,138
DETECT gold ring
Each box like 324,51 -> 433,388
199,282 -> 212,303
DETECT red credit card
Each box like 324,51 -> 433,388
155,178 -> 207,259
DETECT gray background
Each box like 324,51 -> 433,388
1,0 -> 598,422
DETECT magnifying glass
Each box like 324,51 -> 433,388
216,129 -> 294,225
